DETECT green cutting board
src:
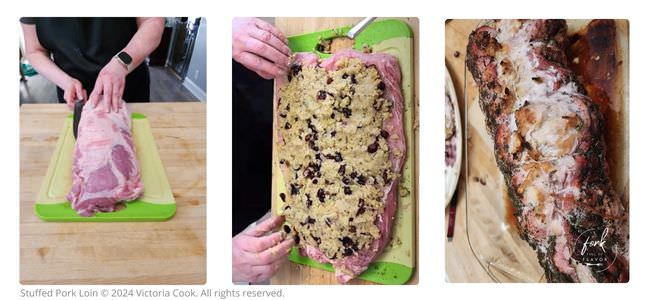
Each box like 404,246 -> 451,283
274,19 -> 415,284
35,113 -> 176,222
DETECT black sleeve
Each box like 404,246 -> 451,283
19,17 -> 37,24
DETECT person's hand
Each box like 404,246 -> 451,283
89,58 -> 128,113
232,18 -> 291,79
232,213 -> 295,283
62,77 -> 87,109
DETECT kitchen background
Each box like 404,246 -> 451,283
19,17 -> 207,103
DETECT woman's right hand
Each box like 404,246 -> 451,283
62,77 -> 87,109
232,18 -> 291,79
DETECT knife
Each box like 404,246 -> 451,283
73,99 -> 84,139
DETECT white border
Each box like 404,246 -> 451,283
2,0 -> 649,299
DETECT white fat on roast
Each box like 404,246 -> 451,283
495,20 -> 582,162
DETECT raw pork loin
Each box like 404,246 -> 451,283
66,101 -> 143,216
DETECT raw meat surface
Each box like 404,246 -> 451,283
66,101 -> 143,216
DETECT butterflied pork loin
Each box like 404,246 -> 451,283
466,19 -> 628,282
67,101 -> 143,217
277,49 -> 405,283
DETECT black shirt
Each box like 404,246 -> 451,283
232,61 -> 274,236
20,17 -> 150,102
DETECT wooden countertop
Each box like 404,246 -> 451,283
20,102 -> 206,284
270,17 -> 419,285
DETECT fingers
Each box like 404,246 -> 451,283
112,81 -> 123,112
254,237 -> 294,265
89,82 -> 103,108
74,82 -> 84,101
256,70 -> 274,80
244,214 -> 284,237
243,38 -> 289,71
254,18 -> 288,46
248,27 -> 290,57
241,231 -> 284,253
102,79 -> 113,113
63,92 -> 74,109
235,51 -> 284,79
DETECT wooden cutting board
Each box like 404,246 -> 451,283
270,17 -> 419,285
445,20 -> 629,282
20,103 -> 206,284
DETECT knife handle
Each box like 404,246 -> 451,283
73,100 -> 84,139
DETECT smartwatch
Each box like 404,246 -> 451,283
114,51 -> 133,71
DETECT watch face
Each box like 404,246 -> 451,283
118,52 -> 132,65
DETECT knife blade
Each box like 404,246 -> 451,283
73,99 -> 84,139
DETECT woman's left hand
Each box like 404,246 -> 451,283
89,58 -> 128,112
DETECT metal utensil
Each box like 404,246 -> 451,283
73,99 -> 84,139
346,17 -> 377,39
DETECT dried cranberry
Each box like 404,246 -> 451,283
283,225 -> 291,233
342,177 -> 351,185
331,131 -> 337,137
356,175 -> 367,185
284,122 -> 292,130
290,184 -> 299,195
317,188 -> 326,202
341,108 -> 352,118
349,226 -> 357,233
378,81 -> 385,91
334,152 -> 343,162
356,199 -> 366,216
343,248 -> 353,257
344,186 -> 352,195
306,216 -> 316,224
291,64 -> 302,76
309,141 -> 319,151
326,77 -> 333,84
294,234 -> 300,244
380,130 -> 389,139
280,112 -> 287,118
351,74 -> 357,84
342,73 -> 349,79
367,142 -> 379,153
312,179 -> 318,184
338,164 -> 346,176
317,90 -> 327,100
350,171 -> 358,179
279,193 -> 286,201
340,236 -> 353,247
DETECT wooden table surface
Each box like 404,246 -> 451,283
20,102 -> 206,284
270,17 -> 419,285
